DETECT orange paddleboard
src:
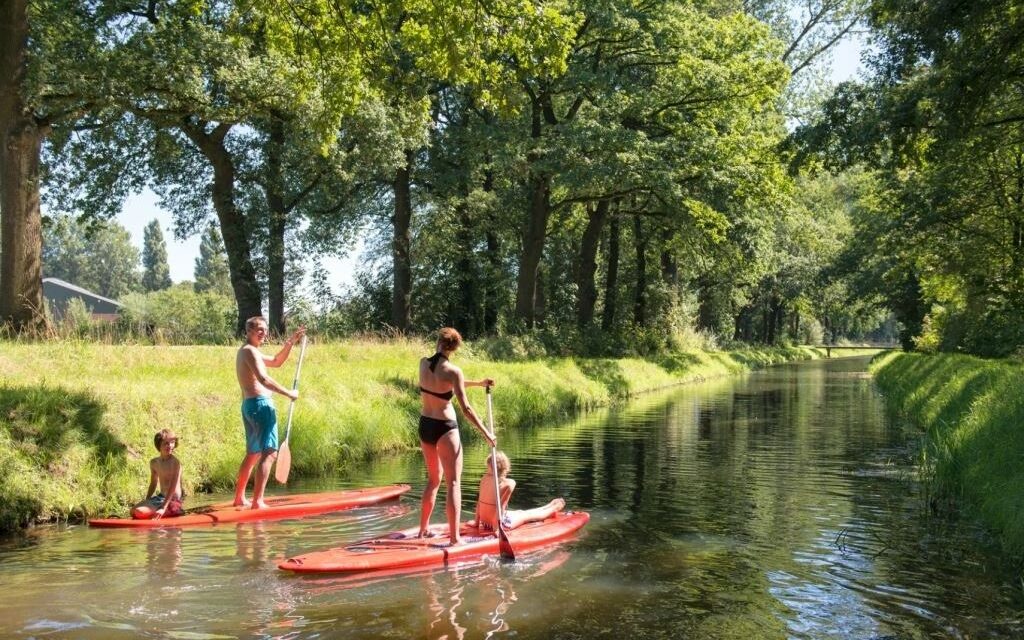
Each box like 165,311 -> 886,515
279,510 -> 589,573
88,484 -> 410,528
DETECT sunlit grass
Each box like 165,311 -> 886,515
871,352 -> 1024,554
0,338 -> 854,530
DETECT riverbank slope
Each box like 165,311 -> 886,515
871,352 -> 1024,554
0,340 -> 877,532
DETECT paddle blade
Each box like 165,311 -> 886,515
498,526 -> 516,560
275,441 -> 292,484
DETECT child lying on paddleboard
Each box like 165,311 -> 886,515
131,429 -> 185,519
472,451 -> 565,531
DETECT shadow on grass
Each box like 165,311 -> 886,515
0,384 -> 126,531
0,384 -> 125,466
384,375 -> 419,399
576,359 -> 631,397
648,352 -> 702,376
378,375 -> 422,420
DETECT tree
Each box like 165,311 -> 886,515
141,219 -> 172,292
744,0 -> 869,121
39,2 -> 358,335
42,216 -> 140,299
503,0 -> 789,329
792,0 -> 1024,354
194,224 -> 232,297
0,0 -> 44,331
1,0 -> 141,331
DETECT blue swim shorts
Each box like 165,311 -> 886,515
140,493 -> 184,517
241,395 -> 278,454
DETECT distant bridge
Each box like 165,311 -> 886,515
808,344 -> 897,358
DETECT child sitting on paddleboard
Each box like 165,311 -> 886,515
131,429 -> 185,519
472,451 -> 565,531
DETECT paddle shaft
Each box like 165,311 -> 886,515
486,386 -> 515,560
274,336 -> 307,484
281,335 -> 308,444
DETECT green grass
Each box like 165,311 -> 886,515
871,351 -> 1024,554
0,339 -> 859,532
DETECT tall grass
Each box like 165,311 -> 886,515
871,352 -> 1024,554
0,339 -> 862,531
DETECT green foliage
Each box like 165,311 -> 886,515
0,383 -> 128,530
792,0 -> 1024,355
61,298 -> 96,338
25,0 -> 895,353
141,219 -> 172,292
118,285 -> 236,344
872,352 -> 1024,554
41,215 -> 140,299
193,225 -> 232,296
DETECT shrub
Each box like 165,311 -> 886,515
119,286 -> 234,344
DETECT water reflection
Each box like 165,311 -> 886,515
235,521 -> 269,566
146,527 -> 183,577
424,571 -> 469,640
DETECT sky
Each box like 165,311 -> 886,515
111,32 -> 868,292
116,190 -> 360,293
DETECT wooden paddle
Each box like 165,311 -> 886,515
486,385 -> 516,560
274,335 -> 307,484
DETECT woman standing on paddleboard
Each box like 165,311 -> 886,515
417,327 -> 496,545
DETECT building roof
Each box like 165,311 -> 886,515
42,277 -> 122,307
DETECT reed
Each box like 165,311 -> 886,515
871,352 -> 1024,554
0,339 -> 861,531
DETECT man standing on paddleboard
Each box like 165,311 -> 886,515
234,316 -> 306,509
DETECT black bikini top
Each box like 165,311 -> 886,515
420,353 -> 454,401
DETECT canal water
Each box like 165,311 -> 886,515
1,356 -> 1022,639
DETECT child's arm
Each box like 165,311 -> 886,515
470,477 -> 487,526
470,498 -> 480,527
144,461 -> 158,499
500,478 -> 516,511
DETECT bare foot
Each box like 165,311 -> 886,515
233,498 -> 251,508
251,500 -> 269,510
417,530 -> 438,539
449,536 -> 462,546
552,498 -> 566,511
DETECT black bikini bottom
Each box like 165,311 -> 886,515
418,415 -> 459,445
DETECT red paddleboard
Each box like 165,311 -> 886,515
88,484 -> 410,528
278,510 -> 590,574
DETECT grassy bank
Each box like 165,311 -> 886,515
0,339 -> 866,531
871,352 -> 1024,554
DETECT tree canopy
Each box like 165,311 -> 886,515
4,0 -> 945,354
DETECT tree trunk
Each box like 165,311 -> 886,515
602,211 -> 621,332
454,202 -> 478,336
482,167 -> 500,334
181,120 -> 262,335
391,149 -> 414,333
264,116 -> 287,336
576,199 -> 610,328
696,275 -> 719,334
535,266 -> 547,325
514,97 -> 549,329
761,299 -> 772,344
734,305 -> 755,342
0,0 -> 46,332
770,296 -> 784,344
515,171 -> 550,329
661,249 -> 677,286
633,215 -> 648,326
